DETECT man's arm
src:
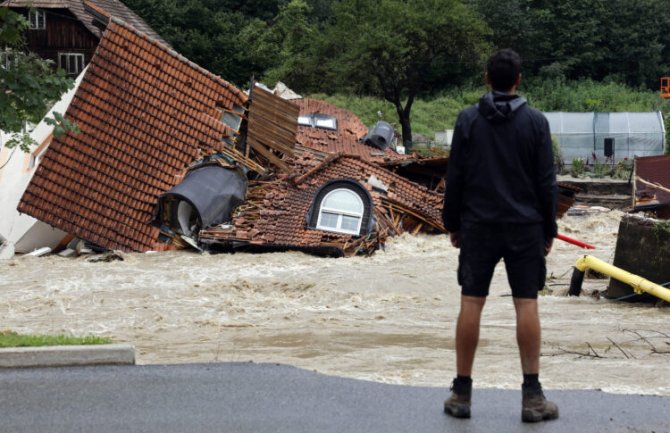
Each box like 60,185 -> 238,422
536,115 -> 558,244
442,112 -> 467,237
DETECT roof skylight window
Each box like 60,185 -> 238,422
298,113 -> 337,131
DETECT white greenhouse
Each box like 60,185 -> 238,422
544,112 -> 666,165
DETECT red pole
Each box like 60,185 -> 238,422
556,233 -> 595,249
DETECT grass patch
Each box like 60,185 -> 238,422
0,330 -> 112,348
309,80 -> 670,149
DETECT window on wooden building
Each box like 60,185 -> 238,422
58,53 -> 85,76
29,10 -> 46,30
0,49 -> 17,70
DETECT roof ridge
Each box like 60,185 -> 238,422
83,0 -> 110,18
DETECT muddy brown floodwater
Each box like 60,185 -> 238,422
1,209 -> 669,395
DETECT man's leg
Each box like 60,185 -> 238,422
444,295 -> 486,418
513,296 -> 558,422
456,295 -> 487,376
512,297 -> 540,375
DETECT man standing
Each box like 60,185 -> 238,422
442,49 -> 558,423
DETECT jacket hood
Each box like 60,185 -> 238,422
478,91 -> 527,123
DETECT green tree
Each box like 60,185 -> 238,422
262,0 -> 321,90
471,0 -> 670,89
123,0 -> 290,86
599,0 -> 670,88
307,0 -> 490,146
466,0 -> 536,57
1,8 -> 75,152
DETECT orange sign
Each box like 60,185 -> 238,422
661,77 -> 670,98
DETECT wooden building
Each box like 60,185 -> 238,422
1,0 -> 166,76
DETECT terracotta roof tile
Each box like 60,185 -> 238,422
200,150 -> 444,255
17,19 -> 248,252
292,99 -> 408,164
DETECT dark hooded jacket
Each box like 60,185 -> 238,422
442,92 -> 557,240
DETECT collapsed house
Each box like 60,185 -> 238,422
17,19 -> 254,252
13,18 -> 447,257
198,151 -> 444,256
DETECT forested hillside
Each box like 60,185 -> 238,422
123,0 -> 670,148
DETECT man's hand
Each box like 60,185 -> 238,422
450,231 -> 461,248
544,238 -> 553,256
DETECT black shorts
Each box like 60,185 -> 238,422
457,222 -> 546,299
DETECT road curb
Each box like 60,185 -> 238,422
0,343 -> 135,368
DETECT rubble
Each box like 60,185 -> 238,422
8,18 -> 450,257
7,17 -> 580,259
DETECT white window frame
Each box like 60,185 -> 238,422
0,49 -> 17,70
297,115 -> 312,126
313,115 -> 337,130
316,188 -> 364,235
58,52 -> 85,75
221,104 -> 245,132
29,9 -> 46,30
298,113 -> 337,131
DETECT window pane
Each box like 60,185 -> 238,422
58,53 -> 84,74
341,215 -> 360,232
0,50 -> 13,70
319,211 -> 339,228
29,10 -> 45,29
323,190 -> 363,214
314,116 -> 336,130
298,116 -> 312,126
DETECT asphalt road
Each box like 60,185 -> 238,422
0,362 -> 668,433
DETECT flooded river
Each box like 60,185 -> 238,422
1,209 -> 669,395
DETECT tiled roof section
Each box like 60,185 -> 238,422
83,0 -> 166,44
2,0 -> 168,45
2,0 -> 67,7
292,99 -> 407,163
635,155 -> 670,207
199,150 -> 444,255
17,19 -> 248,252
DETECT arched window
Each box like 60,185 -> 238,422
316,188 -> 365,235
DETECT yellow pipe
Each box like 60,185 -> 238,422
575,255 -> 670,303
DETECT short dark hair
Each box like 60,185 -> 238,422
486,49 -> 521,92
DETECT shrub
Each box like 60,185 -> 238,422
612,157 -> 634,180
570,157 -> 585,177
551,136 -> 564,174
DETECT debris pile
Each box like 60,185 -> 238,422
199,150 -> 444,256
6,18 -> 447,257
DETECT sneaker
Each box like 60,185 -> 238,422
444,379 -> 472,419
521,388 -> 559,423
